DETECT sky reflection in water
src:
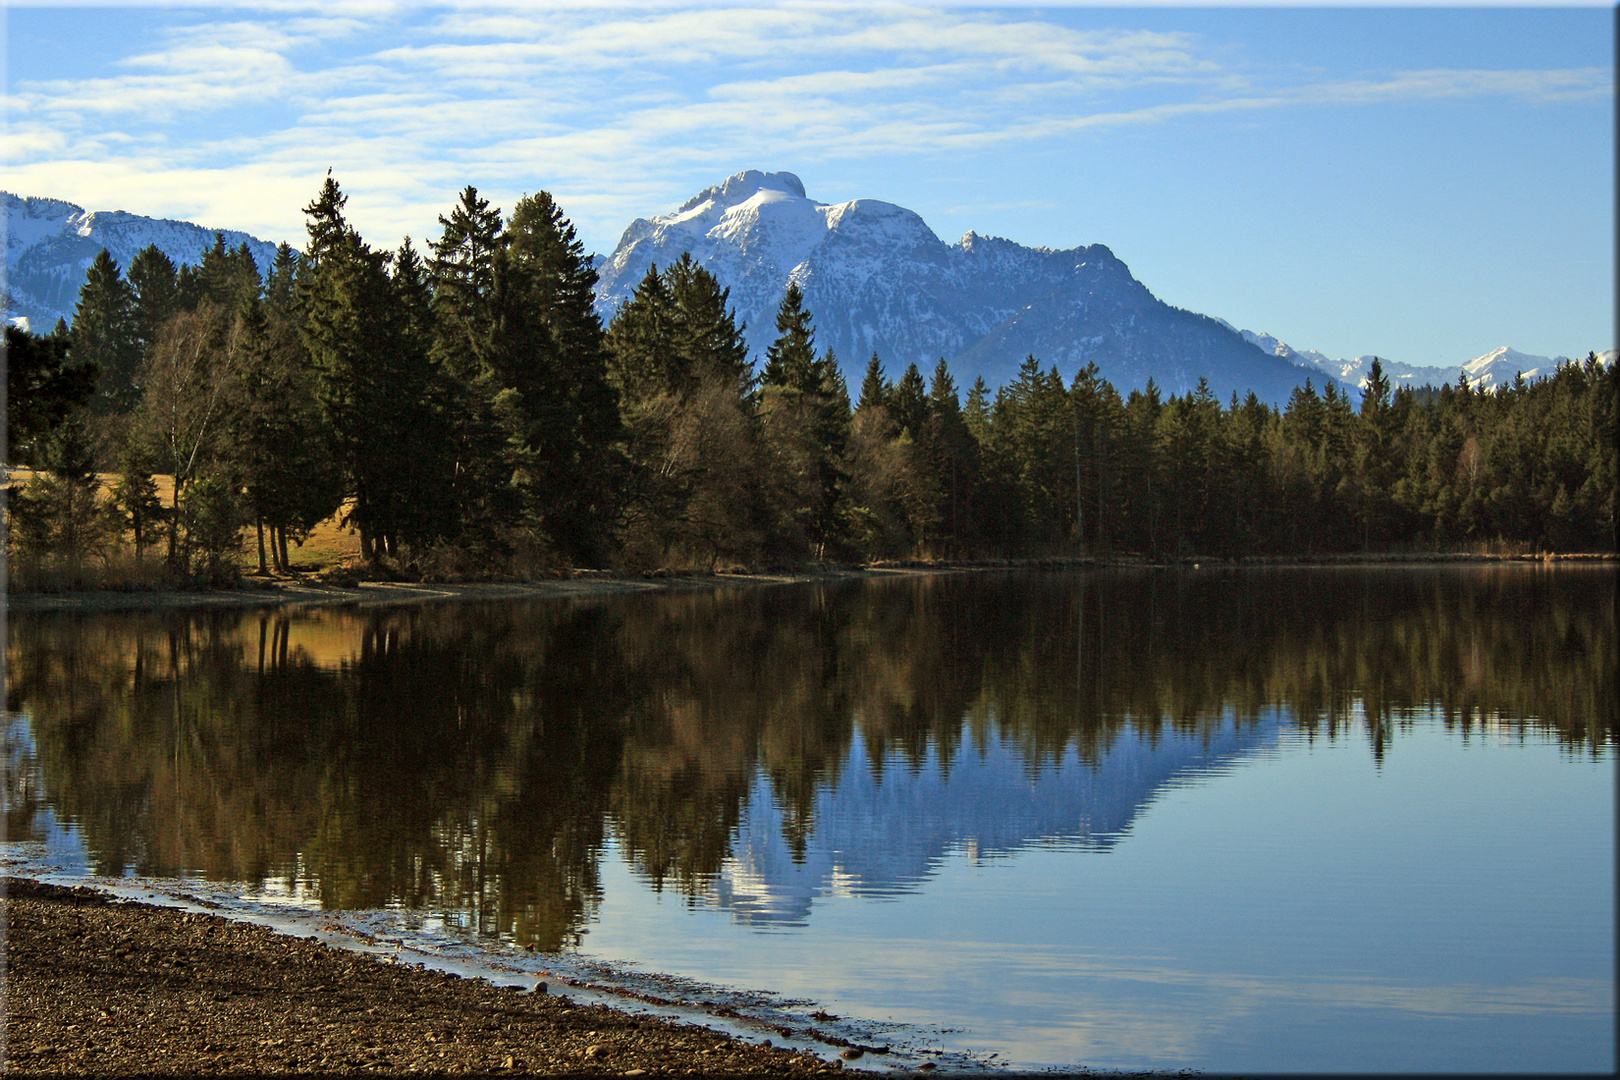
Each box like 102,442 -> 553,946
4,566 -> 1614,1072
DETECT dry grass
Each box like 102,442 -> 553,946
7,469 -> 362,582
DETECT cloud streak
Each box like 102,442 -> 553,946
5,4 -> 1610,253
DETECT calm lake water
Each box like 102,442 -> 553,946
4,566 -> 1614,1073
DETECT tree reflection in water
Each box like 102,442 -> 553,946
6,565 -> 1613,949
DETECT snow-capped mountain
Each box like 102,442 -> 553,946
597,170 -> 1316,405
1230,322 -> 1617,394
3,192 -> 281,331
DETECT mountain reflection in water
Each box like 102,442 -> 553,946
6,566 -> 1614,952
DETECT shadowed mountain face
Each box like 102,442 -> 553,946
596,170 -> 1316,404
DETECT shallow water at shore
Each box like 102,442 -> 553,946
5,565 -> 1615,1072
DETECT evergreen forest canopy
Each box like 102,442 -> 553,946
6,177 -> 1617,586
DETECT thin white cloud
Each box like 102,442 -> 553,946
6,3 -> 1610,257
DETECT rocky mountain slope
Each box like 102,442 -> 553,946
596,170 -> 1318,405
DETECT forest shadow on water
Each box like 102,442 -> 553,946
5,564 -> 1614,954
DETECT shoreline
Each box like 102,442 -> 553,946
5,551 -> 1614,616
1,877 -> 898,1076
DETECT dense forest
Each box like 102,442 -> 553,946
6,177 -> 1616,586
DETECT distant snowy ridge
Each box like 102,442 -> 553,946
598,169 -> 1317,406
3,192 -> 281,332
1223,320 -> 1617,394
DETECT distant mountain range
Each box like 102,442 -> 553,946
7,180 -> 1609,404
3,192 -> 279,332
1226,323 -> 1616,395
596,170 -> 1318,404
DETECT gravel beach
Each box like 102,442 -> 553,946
1,878 -> 859,1076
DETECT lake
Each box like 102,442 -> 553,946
4,565 -> 1614,1073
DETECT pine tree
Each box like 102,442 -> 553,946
492,190 -> 624,565
6,324 -> 98,466
70,250 -> 141,414
127,244 -> 180,362
606,256 -> 765,569
296,176 -> 417,560
759,283 -> 816,393
856,353 -> 891,413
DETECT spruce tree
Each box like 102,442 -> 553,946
70,249 -> 140,414
296,176 -> 417,560
606,256 -> 766,570
495,191 -> 623,565
265,243 -> 300,312
430,185 -> 505,379
5,324 -> 97,466
127,245 -> 180,360
666,254 -> 751,394
224,295 -> 344,572
759,282 -> 816,392
856,353 -> 891,413
890,363 -> 928,438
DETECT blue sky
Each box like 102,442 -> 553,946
3,3 -> 1612,366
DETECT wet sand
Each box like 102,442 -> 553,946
1,878 -> 869,1076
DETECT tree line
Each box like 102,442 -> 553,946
7,177 -> 1616,586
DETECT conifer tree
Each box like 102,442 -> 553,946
4,324 -> 96,465
607,256 -> 766,569
890,363 -> 927,438
666,254 -> 752,394
127,244 -> 180,360
759,282 -> 816,393
264,243 -> 300,313
756,286 -> 851,558
223,296 -> 344,573
430,185 -> 505,379
70,250 -> 141,414
296,176 -> 421,560
922,359 -> 976,554
856,353 -> 891,413
490,190 -> 624,565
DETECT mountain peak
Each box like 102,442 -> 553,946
675,170 -> 809,217
597,171 -> 1314,403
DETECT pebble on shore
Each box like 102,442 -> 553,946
2,878 -> 852,1076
